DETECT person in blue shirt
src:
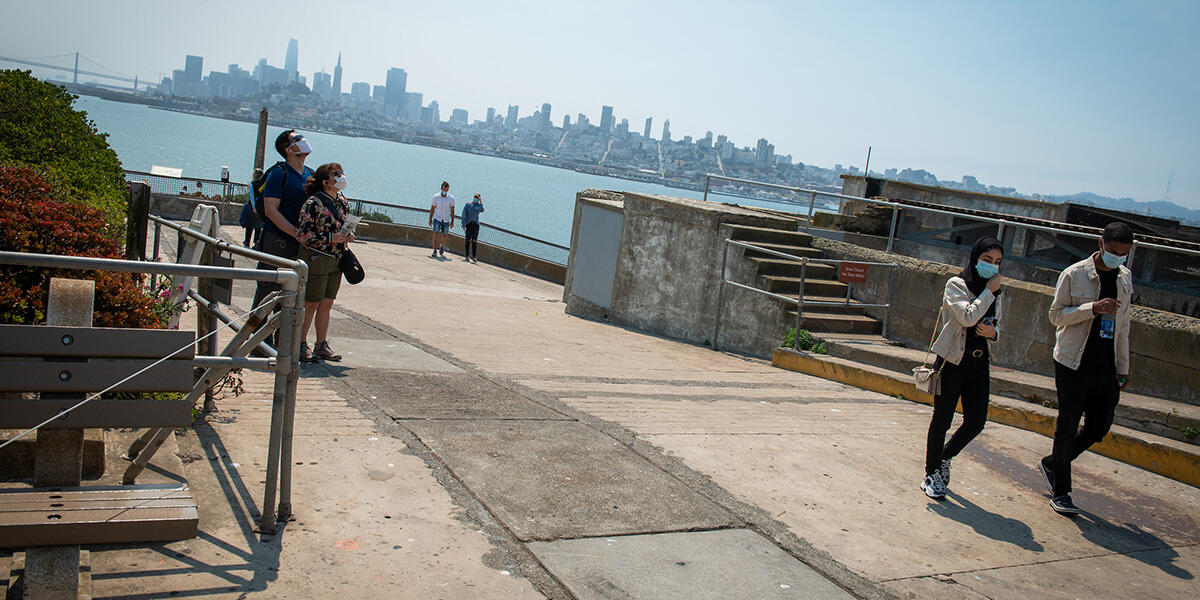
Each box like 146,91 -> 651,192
461,193 -> 485,262
249,129 -> 315,325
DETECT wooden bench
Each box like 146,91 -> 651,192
0,315 -> 199,597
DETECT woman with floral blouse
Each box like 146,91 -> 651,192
297,162 -> 355,362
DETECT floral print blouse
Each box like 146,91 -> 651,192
298,191 -> 349,256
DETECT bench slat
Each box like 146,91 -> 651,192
0,325 -> 195,359
0,359 -> 194,393
0,484 -> 192,503
0,484 -> 198,548
0,397 -> 191,429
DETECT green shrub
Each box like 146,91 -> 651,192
0,166 -> 159,328
362,210 -> 393,223
782,327 -> 827,354
0,70 -> 127,236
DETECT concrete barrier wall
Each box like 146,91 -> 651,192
810,237 -> 1200,405
565,190 -> 797,355
151,195 -> 566,285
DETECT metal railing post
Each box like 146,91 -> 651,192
886,206 -> 900,253
712,241 -> 729,351
883,266 -> 896,338
997,220 -> 1006,243
276,262 -> 306,525
794,258 -> 808,350
805,191 -> 817,231
703,174 -> 711,204
152,221 -> 162,261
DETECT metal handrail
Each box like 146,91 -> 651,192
125,169 -> 247,187
712,239 -> 897,352
350,197 -> 571,251
703,173 -> 1200,261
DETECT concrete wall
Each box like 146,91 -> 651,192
841,175 -> 1069,221
151,194 -> 242,223
563,193 -> 626,317
565,190 -> 797,355
810,236 -> 1200,406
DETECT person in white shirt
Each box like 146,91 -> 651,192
428,181 -> 455,258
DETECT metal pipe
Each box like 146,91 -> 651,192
883,266 -> 896,338
276,263 -> 306,523
997,220 -> 1007,243
703,174 -> 711,204
191,356 -> 275,369
0,250 -> 296,284
805,191 -> 817,231
794,258 -> 808,350
149,215 -> 308,268
152,221 -> 162,260
712,242 -> 729,351
725,240 -> 893,266
186,289 -> 278,358
886,206 -> 900,253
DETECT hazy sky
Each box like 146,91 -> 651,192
5,0 -> 1198,208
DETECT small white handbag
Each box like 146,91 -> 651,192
912,311 -> 942,395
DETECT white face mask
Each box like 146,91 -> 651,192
1101,243 -> 1126,269
291,138 -> 312,155
333,175 -> 347,191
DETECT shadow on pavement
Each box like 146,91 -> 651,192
927,492 -> 1045,552
1075,513 -> 1194,580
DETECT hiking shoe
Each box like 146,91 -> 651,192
314,341 -> 342,361
431,251 -> 438,258
439,247 -> 445,257
939,458 -> 952,488
1039,457 -> 1057,495
299,342 -> 318,363
1050,495 -> 1081,516
921,472 -> 946,499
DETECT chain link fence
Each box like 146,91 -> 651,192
124,170 -> 250,204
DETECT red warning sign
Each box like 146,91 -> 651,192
838,262 -> 869,284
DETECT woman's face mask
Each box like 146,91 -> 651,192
333,175 -> 347,191
975,260 -> 999,280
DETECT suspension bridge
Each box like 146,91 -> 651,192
0,52 -> 145,90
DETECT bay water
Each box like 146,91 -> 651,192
76,95 -> 813,247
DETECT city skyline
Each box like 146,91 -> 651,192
2,0 -> 1197,209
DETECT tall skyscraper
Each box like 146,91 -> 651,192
563,115 -> 570,128
331,52 -> 343,97
285,39 -> 299,82
184,55 -> 203,84
351,82 -> 371,100
661,119 -> 671,144
486,107 -> 496,125
405,92 -> 423,122
311,71 -> 331,97
617,119 -> 629,135
755,138 -> 774,170
541,102 -> 552,127
451,108 -> 468,125
385,68 -> 407,117
600,105 -> 614,131
506,105 -> 519,127
643,117 -> 652,139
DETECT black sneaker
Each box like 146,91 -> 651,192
1039,457 -> 1056,495
314,341 -> 342,361
921,473 -> 946,500
1050,495 -> 1081,516
299,341 -> 318,363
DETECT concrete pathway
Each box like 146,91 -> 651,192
9,230 -> 1195,599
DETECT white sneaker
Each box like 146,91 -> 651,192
921,472 -> 947,499
939,458 -> 952,488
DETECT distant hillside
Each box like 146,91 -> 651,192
1044,192 -> 1200,226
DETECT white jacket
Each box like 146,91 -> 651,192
1048,255 -> 1132,375
930,277 -> 1001,366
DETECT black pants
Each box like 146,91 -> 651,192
925,355 -> 990,476
464,222 -> 480,258
1050,361 -> 1119,496
243,225 -> 262,247
251,229 -> 300,312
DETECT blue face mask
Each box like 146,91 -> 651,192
975,260 -> 999,280
1101,244 -> 1126,269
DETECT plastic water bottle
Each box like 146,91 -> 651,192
1099,314 -> 1116,339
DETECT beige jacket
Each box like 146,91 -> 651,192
930,276 -> 1001,366
1048,255 -> 1132,375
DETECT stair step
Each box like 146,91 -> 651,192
740,242 -> 824,261
772,347 -> 1200,488
818,335 -> 1200,447
750,258 -> 838,279
763,276 -> 848,296
785,312 -> 882,335
728,224 -> 813,246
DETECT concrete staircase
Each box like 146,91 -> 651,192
729,225 -> 882,335
772,334 -> 1200,488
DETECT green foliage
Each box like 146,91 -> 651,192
782,327 -> 828,354
1182,426 -> 1199,441
0,166 -> 159,328
362,210 -> 393,223
0,70 -> 127,234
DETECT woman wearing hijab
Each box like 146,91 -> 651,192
921,237 -> 1004,499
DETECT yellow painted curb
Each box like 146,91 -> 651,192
772,347 -> 1200,489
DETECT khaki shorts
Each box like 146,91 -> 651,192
300,247 -> 342,303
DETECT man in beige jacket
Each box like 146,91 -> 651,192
1040,222 -> 1134,516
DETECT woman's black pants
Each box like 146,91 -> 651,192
925,356 -> 990,476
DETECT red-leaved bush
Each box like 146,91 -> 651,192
0,166 -> 160,328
